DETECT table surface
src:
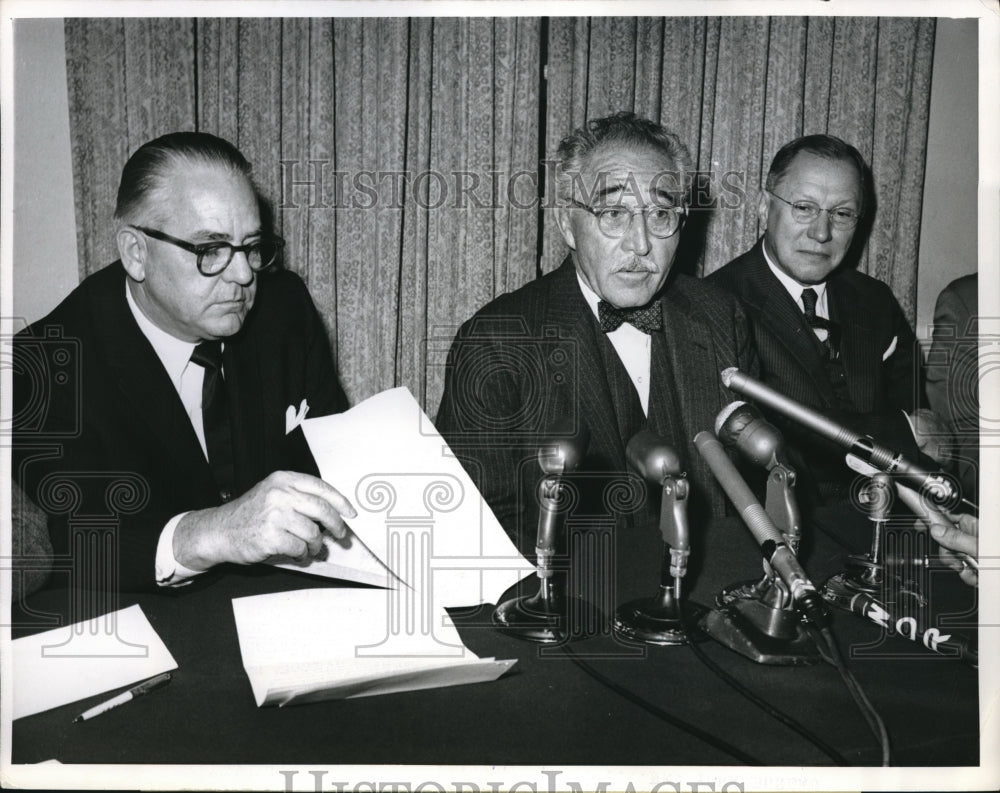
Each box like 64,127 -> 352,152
8,508 -> 980,769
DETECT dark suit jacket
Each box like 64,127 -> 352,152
436,258 -> 757,600
708,238 -> 922,502
12,262 -> 346,594
926,273 -> 978,500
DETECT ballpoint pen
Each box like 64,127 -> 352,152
73,672 -> 172,723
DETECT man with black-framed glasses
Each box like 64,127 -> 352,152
708,134 -> 948,516
12,131 -> 355,597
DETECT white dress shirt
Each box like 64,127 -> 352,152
761,243 -> 830,342
760,244 -> 914,437
125,284 -> 210,586
576,271 -> 652,415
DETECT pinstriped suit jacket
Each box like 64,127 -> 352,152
436,258 -> 757,576
708,239 -> 922,500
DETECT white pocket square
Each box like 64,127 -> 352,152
285,399 -> 310,434
881,336 -> 898,361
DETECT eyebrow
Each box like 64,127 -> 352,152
594,184 -> 676,204
188,228 -> 264,243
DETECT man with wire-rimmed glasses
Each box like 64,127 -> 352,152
709,134 -> 946,515
12,131 -> 356,597
437,112 -> 756,616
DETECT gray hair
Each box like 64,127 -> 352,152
114,131 -> 253,228
554,111 -> 694,206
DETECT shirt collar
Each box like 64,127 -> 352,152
575,269 -> 604,320
761,240 -> 828,307
125,281 -> 199,392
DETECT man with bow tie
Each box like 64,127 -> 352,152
12,132 -> 355,598
708,134 -> 945,509
436,112 -> 756,606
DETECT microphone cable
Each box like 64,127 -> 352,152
807,622 -> 892,766
685,635 -> 849,765
560,642 -> 763,765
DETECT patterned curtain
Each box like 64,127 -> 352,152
542,16 -> 936,312
64,15 -> 934,416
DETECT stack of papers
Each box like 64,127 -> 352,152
297,387 -> 534,607
237,387 -> 533,706
233,588 -> 515,706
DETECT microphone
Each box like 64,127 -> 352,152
534,426 -> 590,553
844,452 -> 979,573
715,401 -> 801,542
612,431 -> 706,645
493,419 -> 590,643
694,431 -> 829,628
720,367 -> 970,511
715,400 -> 787,472
625,430 -> 687,558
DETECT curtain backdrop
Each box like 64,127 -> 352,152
64,16 -> 935,417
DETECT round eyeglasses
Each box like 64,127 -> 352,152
765,190 -> 862,230
568,200 -> 686,239
134,226 -> 284,276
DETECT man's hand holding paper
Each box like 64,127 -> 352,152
173,471 -> 358,570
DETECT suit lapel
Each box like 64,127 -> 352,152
94,266 -> 216,491
650,276 -> 728,516
827,274 -> 881,411
545,260 -> 628,466
739,247 -> 832,404
224,330 -> 269,490
652,286 -> 710,447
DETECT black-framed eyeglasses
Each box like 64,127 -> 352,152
134,226 -> 284,276
765,190 -> 862,230
568,199 -> 686,239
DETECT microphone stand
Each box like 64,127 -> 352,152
702,404 -> 821,664
821,472 -> 896,606
717,455 -> 802,605
493,424 -> 589,643
612,432 -> 707,645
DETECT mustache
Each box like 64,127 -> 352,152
611,258 -> 657,274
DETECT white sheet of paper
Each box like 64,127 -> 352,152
232,588 -> 514,706
301,387 -> 533,608
12,604 -> 178,720
270,527 -> 401,589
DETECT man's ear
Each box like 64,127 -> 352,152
117,227 -> 147,281
554,206 -> 576,250
757,189 -> 770,229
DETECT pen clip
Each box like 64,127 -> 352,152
133,672 -> 172,695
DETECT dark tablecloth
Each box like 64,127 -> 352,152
9,507 -> 979,768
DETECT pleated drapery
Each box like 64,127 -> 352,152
64,16 -> 935,416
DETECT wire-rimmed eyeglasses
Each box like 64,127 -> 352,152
134,226 -> 284,276
568,200 -> 686,239
765,190 -> 862,230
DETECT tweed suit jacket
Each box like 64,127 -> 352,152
436,258 -> 757,590
12,261 -> 347,594
708,239 -> 922,499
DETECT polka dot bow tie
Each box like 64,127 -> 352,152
597,300 -> 663,334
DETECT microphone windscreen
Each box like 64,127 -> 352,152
714,400 -> 750,436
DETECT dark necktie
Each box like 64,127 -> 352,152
801,288 -> 839,358
598,300 -> 663,334
191,341 -> 234,502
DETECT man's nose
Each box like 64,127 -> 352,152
622,211 -> 651,255
806,210 -> 833,243
222,250 -> 255,285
